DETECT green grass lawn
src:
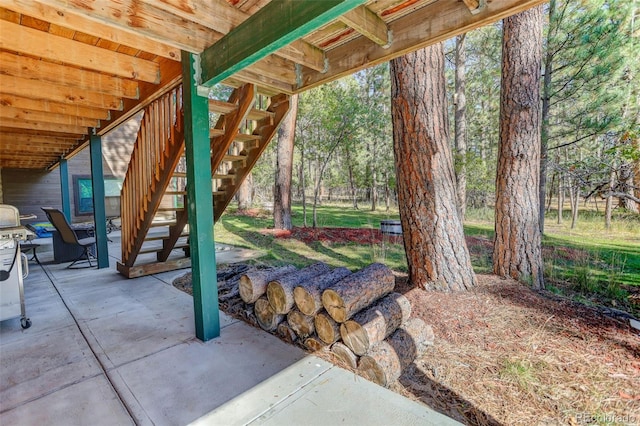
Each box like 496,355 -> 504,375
214,202 -> 640,315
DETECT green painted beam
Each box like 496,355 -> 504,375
182,51 -> 220,342
59,158 -> 71,222
89,133 -> 109,269
200,0 -> 366,87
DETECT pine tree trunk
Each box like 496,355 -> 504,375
605,165 -> 614,230
557,170 -> 563,224
493,6 -> 545,290
539,0 -> 556,235
454,33 -> 467,221
274,94 -> 298,230
570,182 -> 580,229
237,172 -> 253,211
390,44 -> 477,291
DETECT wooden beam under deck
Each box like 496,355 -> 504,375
0,52 -> 139,99
1,2 -> 180,60
298,0 -> 547,91
0,105 -> 99,128
199,0 -> 367,87
0,20 -> 160,83
0,96 -> 111,121
1,75 -> 123,111
0,118 -> 89,136
339,5 -> 390,46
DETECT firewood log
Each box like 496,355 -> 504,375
340,292 -> 412,356
286,309 -> 315,338
357,318 -> 435,387
322,263 -> 395,323
314,311 -> 341,344
304,337 -> 328,352
254,297 -> 284,331
293,267 -> 351,316
266,263 -> 330,314
277,321 -> 298,344
239,265 -> 296,303
331,342 -> 359,370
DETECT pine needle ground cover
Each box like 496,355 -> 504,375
204,203 -> 639,424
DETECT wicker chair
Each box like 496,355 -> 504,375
42,208 -> 96,269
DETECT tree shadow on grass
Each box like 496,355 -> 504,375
302,240 -> 369,269
220,220 -> 315,267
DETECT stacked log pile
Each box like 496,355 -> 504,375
214,262 -> 435,388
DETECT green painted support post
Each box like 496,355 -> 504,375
59,158 -> 71,222
199,0 -> 366,86
182,51 -> 220,341
89,133 -> 109,269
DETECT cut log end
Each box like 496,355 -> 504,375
304,337 -> 327,352
254,297 -> 283,331
287,310 -> 315,338
358,355 -> 389,387
331,342 -> 358,370
340,320 -> 369,356
238,275 -> 253,303
315,312 -> 341,344
266,281 -> 287,314
321,289 -> 346,323
293,286 -> 315,316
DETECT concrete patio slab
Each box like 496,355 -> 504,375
113,321 -> 306,425
0,242 -> 457,426
194,357 -> 459,426
0,375 -> 132,426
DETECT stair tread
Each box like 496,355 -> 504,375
212,174 -> 236,180
139,242 -> 189,255
144,233 -> 189,242
164,191 -> 186,195
157,207 -> 184,212
223,154 -> 247,162
209,99 -> 274,121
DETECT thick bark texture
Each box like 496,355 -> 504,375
390,44 -> 477,291
321,263 -> 395,323
267,262 -> 330,314
340,292 -> 411,356
357,318 -> 434,387
239,265 -> 296,304
454,33 -> 467,221
494,6 -> 545,290
293,267 -> 351,316
274,94 -> 298,230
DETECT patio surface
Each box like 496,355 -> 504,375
0,237 -> 458,425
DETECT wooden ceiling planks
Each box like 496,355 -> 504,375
0,0 -> 545,170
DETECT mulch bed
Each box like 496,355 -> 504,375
173,226 -> 640,425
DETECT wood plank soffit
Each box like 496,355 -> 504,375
0,20 -> 160,83
0,51 -> 139,99
3,1 -> 180,59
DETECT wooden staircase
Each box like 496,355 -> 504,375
117,83 -> 290,278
